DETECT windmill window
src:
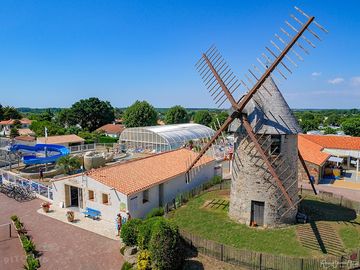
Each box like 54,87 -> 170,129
270,135 -> 281,155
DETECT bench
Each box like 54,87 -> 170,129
82,207 -> 101,220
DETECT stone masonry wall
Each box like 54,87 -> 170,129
229,132 -> 298,227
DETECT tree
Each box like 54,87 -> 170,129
70,97 -> 115,131
324,114 -> 341,126
342,117 -> 360,137
211,111 -> 229,128
0,104 -> 3,121
123,100 -> 157,128
9,128 -> 19,138
55,108 -> 77,128
30,120 -> 65,137
300,120 -> 318,133
148,219 -> 183,270
164,106 -> 189,124
3,106 -> 21,120
323,127 -> 336,135
193,110 -> 212,127
56,155 -> 82,174
39,109 -> 54,122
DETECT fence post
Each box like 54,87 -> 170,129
259,253 -> 262,270
9,223 -> 11,238
301,258 -> 303,270
220,244 -> 224,262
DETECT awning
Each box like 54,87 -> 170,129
328,156 -> 343,163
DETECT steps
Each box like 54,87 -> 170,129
296,222 -> 346,256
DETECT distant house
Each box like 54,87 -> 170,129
96,124 -> 125,138
0,118 -> 33,136
52,148 -> 215,221
298,134 -> 360,184
14,135 -> 36,146
37,134 -> 85,148
18,128 -> 35,137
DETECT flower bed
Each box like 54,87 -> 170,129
10,215 -> 40,270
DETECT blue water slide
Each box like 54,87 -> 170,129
10,144 -> 70,165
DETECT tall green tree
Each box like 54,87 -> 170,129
193,110 -> 212,127
123,100 -> 158,127
0,104 -> 4,120
3,106 -> 22,120
9,128 -> 19,138
70,97 -> 115,131
211,111 -> 229,128
55,108 -> 77,128
39,109 -> 54,122
30,121 -> 65,137
56,155 -> 82,174
164,106 -> 189,124
342,117 -> 360,137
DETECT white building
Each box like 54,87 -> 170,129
51,148 -> 215,221
37,134 -> 85,148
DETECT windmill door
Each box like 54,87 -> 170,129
251,201 -> 265,226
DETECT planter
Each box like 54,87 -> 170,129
66,211 -> 75,222
42,206 -> 50,213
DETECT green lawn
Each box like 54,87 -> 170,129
170,190 -> 311,257
170,190 -> 360,257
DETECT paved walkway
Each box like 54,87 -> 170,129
37,205 -> 117,240
0,223 -> 24,269
0,194 -> 123,270
300,182 -> 360,202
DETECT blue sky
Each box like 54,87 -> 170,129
0,0 -> 359,109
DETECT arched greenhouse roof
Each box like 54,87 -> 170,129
120,123 -> 215,151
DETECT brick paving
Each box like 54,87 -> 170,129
0,193 -> 123,270
0,223 -> 24,270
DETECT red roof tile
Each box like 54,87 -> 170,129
87,148 -> 214,195
300,134 -> 360,151
298,135 -> 330,166
96,124 -> 124,135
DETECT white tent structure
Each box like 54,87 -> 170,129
119,123 -> 215,153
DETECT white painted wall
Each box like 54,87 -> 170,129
52,175 -> 128,222
52,160 -> 216,220
128,160 -> 216,218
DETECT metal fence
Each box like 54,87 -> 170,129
69,143 -> 118,153
0,169 -> 53,201
181,229 -> 360,270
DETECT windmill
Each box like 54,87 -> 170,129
186,7 -> 327,227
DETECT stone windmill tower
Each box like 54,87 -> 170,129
186,6 -> 327,227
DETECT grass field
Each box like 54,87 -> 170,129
169,189 -> 360,257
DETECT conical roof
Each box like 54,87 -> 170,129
229,77 -> 301,135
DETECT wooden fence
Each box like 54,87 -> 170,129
170,184 -> 360,269
164,178 -> 231,213
300,187 -> 360,215
181,229 -> 360,270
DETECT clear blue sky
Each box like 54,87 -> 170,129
0,0 -> 359,109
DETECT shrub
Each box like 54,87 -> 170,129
121,261 -> 133,270
10,215 -> 18,222
121,219 -> 142,246
120,246 -> 126,255
149,219 -> 183,270
146,207 -> 164,219
137,217 -> 163,250
21,235 -> 36,254
137,250 -> 151,270
24,255 -> 40,270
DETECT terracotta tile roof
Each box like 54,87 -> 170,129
18,128 -> 35,136
96,124 -> 124,135
298,135 -> 330,166
37,134 -> 85,144
15,135 -> 36,142
300,134 -> 360,151
0,118 -> 32,125
87,148 -> 214,195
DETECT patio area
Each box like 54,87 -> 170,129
37,205 -> 118,240
0,193 -> 123,270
